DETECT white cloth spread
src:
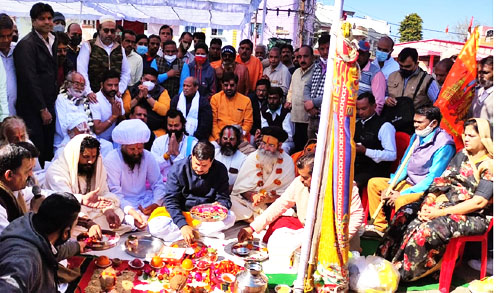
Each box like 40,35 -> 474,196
177,91 -> 200,136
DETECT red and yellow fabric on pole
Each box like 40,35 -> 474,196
434,27 -> 480,150
315,21 -> 359,289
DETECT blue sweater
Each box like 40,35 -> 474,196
164,156 -> 231,228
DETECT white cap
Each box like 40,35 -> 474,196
112,119 -> 150,145
99,15 -> 116,24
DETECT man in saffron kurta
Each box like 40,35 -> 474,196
210,72 -> 253,141
236,39 -> 263,92
231,126 -> 295,221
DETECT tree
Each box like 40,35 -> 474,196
452,17 -> 481,42
399,13 -> 423,42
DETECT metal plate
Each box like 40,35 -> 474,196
226,240 -> 269,262
170,239 -> 208,259
122,235 -> 165,259
77,230 -> 120,251
189,203 -> 228,222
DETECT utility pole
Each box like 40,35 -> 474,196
298,0 -> 306,46
259,0 -> 267,45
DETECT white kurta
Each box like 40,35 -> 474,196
89,91 -> 125,142
151,134 -> 197,179
104,148 -> 164,214
214,148 -> 247,186
230,150 -> 295,221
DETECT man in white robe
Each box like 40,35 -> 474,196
231,126 -> 295,221
214,125 -> 247,192
45,134 -> 130,235
151,109 -> 197,180
104,119 -> 164,229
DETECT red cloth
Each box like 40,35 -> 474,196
262,216 -> 304,243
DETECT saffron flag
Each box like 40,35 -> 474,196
434,27 -> 479,150
316,21 -> 358,289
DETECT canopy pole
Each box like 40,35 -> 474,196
79,1 -> 83,22
293,0 -> 344,292
259,0 -> 267,45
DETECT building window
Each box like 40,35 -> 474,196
185,26 -> 197,33
211,28 -> 223,35
82,20 -> 96,28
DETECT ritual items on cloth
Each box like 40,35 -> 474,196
189,203 -> 229,222
228,240 -> 269,262
78,230 -> 120,251
78,246 -> 244,292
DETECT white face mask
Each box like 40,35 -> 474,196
415,121 -> 436,138
143,80 -> 155,91
164,54 -> 176,63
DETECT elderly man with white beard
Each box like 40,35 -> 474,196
214,125 -> 247,193
230,126 -> 295,222
104,119 -> 164,230
54,71 -> 113,157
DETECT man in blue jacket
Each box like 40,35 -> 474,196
163,141 -> 235,244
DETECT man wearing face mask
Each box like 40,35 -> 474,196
0,192 -> 85,292
467,55 -> 493,121
123,67 -> 171,137
77,15 -> 130,101
151,40 -> 190,99
151,109 -> 197,180
55,32 -> 75,88
188,42 -> 216,98
178,31 -> 194,64
52,11 -> 65,33
135,34 -> 148,57
66,23 -> 82,67
385,47 -> 440,110
356,40 -> 386,115
371,36 -> 399,80
364,106 -> 455,238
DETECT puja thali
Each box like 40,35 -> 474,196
226,240 -> 269,262
122,234 -> 165,258
170,239 -> 208,259
77,230 -> 120,251
189,203 -> 228,222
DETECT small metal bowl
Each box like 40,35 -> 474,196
234,246 -> 250,256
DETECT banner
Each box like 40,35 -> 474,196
316,21 -> 358,289
434,27 -> 480,150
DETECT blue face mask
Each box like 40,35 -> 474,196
375,50 -> 389,62
136,45 -> 148,55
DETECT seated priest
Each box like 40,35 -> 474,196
231,126 -> 295,222
237,154 -> 365,264
45,134 -> 131,235
153,141 -> 235,244
214,125 -> 247,193
104,119 -> 164,230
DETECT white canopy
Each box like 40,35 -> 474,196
1,0 -> 261,29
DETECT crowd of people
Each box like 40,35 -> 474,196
0,2 -> 493,291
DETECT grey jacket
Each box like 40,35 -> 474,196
0,213 -> 80,292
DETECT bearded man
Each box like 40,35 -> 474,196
45,134 -> 130,235
104,119 -> 164,230
230,126 -> 295,222
214,125 -> 247,192
151,109 -> 197,180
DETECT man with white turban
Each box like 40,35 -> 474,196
45,134 -> 131,236
104,119 -> 163,229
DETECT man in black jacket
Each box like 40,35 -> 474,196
14,3 -> 58,165
163,141 -> 234,244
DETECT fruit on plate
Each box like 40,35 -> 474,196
96,256 -> 110,266
151,256 -> 163,267
131,258 -> 142,267
181,258 -> 193,270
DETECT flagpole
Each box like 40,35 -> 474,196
294,0 -> 344,291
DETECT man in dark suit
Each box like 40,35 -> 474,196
14,3 -> 58,166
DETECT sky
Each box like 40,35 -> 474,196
317,0 -> 493,42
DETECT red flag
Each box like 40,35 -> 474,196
468,16 -> 474,33
445,25 -> 449,34
434,27 -> 479,150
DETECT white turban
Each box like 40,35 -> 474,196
112,119 -> 150,145
99,15 -> 116,24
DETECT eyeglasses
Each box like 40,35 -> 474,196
102,28 -> 116,34
71,81 -> 85,88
